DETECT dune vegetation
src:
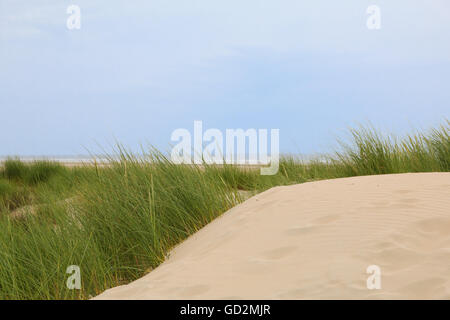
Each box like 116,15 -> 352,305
0,121 -> 448,299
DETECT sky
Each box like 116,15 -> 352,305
0,0 -> 449,156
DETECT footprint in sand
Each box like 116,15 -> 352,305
262,246 -> 298,260
285,224 -> 317,236
285,215 -> 340,237
394,189 -> 413,194
313,214 -> 340,224
180,284 -> 210,296
396,198 -> 420,204
414,217 -> 450,235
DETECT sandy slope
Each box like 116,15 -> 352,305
95,173 -> 450,300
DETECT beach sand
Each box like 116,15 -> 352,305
94,173 -> 450,299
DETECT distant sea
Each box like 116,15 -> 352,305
0,155 -> 109,163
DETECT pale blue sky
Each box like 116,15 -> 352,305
1,0 -> 449,156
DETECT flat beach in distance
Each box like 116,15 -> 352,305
95,173 -> 450,300
0,157 -> 109,168
0,157 -> 276,169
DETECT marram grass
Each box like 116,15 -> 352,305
0,122 -> 448,299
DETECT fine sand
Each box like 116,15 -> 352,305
95,173 -> 450,300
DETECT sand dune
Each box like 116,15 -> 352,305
95,173 -> 450,300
